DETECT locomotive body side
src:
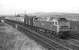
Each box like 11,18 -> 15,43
33,20 -> 57,31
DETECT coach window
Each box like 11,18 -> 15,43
34,18 -> 38,21
52,22 -> 54,24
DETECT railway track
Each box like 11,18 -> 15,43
18,24 -> 70,50
4,19 -> 79,50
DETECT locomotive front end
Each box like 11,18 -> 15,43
58,18 -> 70,33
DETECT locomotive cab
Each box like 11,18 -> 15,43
57,18 -> 70,33
49,17 -> 70,33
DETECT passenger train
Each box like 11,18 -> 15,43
5,15 -> 71,32
5,15 -> 79,39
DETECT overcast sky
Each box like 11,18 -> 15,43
0,0 -> 79,15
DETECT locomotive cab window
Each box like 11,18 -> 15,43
55,22 -> 58,25
54,21 -> 58,25
52,21 -> 58,25
34,18 -> 39,21
35,18 -> 38,20
52,22 -> 54,24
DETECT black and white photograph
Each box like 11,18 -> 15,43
0,0 -> 79,50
